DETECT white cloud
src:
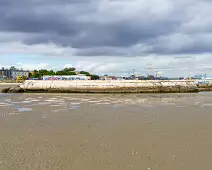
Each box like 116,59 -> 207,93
16,62 -> 49,71
2,41 -> 76,57
63,64 -> 73,68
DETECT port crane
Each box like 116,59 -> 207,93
146,67 -> 163,78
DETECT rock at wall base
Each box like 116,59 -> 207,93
197,84 -> 212,92
2,87 -> 10,93
2,86 -> 25,93
199,88 -> 212,92
22,87 -> 199,93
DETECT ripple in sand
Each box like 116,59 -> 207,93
25,98 -> 34,100
88,100 -> 101,103
81,98 -> 92,102
50,105 -> 63,107
22,101 -> 32,103
30,99 -> 40,102
37,102 -> 52,105
0,102 -> 13,106
44,100 -> 56,102
96,102 -> 111,105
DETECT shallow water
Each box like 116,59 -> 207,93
0,92 -> 212,169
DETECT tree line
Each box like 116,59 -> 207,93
29,67 -> 99,80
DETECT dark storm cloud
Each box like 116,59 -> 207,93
0,0 -> 90,33
1,0 -> 212,56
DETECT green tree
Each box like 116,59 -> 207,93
56,68 -> 77,75
10,66 -> 16,70
56,71 -> 65,75
91,75 -> 99,80
64,67 -> 76,72
80,71 -> 91,76
48,70 -> 55,75
39,69 -> 49,76
32,73 -> 40,78
29,72 -> 32,78
67,71 -> 76,75
30,70 -> 40,78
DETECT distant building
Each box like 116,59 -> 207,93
99,76 -> 117,80
99,76 -> 106,80
108,76 -> 117,80
0,68 -> 12,78
11,69 -> 29,79
0,67 -> 29,79
0,76 -> 5,80
198,78 -> 212,85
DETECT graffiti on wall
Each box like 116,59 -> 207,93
43,75 -> 90,81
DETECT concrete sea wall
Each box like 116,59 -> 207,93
197,79 -> 212,92
197,84 -> 212,92
17,80 -> 198,93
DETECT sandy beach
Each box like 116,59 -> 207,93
0,90 -> 212,169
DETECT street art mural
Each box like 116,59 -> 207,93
43,75 -> 90,81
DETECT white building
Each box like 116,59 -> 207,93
0,67 -> 29,79
11,70 -> 29,79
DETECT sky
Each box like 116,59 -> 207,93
0,0 -> 212,77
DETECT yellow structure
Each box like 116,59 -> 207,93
17,76 -> 24,80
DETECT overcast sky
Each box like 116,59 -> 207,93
0,0 -> 212,77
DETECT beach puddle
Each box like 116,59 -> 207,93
200,103 -> 212,107
70,105 -> 81,110
176,105 -> 186,108
9,112 -> 21,115
17,108 -> 32,112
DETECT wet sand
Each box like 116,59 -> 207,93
0,92 -> 212,169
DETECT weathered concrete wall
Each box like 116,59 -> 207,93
197,83 -> 212,92
19,80 -> 198,93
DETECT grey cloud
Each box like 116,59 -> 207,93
1,0 -> 212,56
146,33 -> 212,54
